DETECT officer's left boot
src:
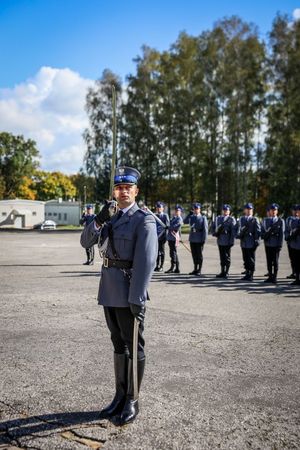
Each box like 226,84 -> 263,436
173,262 -> 180,274
99,353 -> 128,419
272,271 -> 277,284
113,358 -> 145,426
154,256 -> 160,272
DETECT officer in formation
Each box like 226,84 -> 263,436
165,205 -> 183,274
80,166 -> 157,426
154,201 -> 170,272
212,204 -> 236,278
80,204 -> 96,265
184,203 -> 208,275
285,205 -> 297,279
236,203 -> 261,281
261,203 -> 285,284
285,204 -> 300,285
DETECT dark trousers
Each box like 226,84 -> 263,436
156,239 -> 166,267
86,246 -> 94,262
287,244 -> 296,274
190,242 -> 204,269
104,307 -> 145,360
265,246 -> 281,276
241,247 -> 256,273
168,240 -> 178,264
218,245 -> 231,270
290,247 -> 300,279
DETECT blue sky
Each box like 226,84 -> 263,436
0,0 -> 298,88
0,0 -> 298,173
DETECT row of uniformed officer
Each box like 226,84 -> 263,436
285,204 -> 300,285
157,201 -> 298,284
80,204 -> 96,265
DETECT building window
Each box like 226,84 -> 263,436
48,212 -> 52,216
58,213 -> 61,220
53,213 -> 57,216
64,213 -> 67,220
2,212 -> 6,216
32,211 -> 37,216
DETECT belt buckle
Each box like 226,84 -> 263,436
103,257 -> 109,268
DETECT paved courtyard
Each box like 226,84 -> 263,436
0,231 -> 299,449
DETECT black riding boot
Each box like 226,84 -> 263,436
165,263 -> 175,273
99,353 -> 128,419
173,262 -> 180,274
216,266 -> 225,278
158,255 -> 164,272
114,358 -> 145,426
189,265 -> 198,275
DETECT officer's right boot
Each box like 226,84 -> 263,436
113,358 -> 145,426
216,266 -> 225,278
242,270 -> 250,280
154,255 -> 160,272
158,255 -> 164,272
173,262 -> 180,274
165,263 -> 175,273
189,265 -> 198,275
99,353 -> 128,419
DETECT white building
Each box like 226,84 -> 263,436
45,199 -> 81,226
0,199 -> 45,228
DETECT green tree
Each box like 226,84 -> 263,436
34,170 -> 76,201
264,14 -> 300,214
0,132 -> 40,199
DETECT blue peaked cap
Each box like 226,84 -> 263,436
114,166 -> 141,185
222,204 -> 231,210
244,202 -> 253,209
193,203 -> 202,209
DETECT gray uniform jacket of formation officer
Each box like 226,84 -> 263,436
288,217 -> 300,250
167,216 -> 183,241
261,217 -> 285,247
184,214 -> 208,243
237,216 -> 261,248
211,216 -> 236,246
80,203 -> 157,308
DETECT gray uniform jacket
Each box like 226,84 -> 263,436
80,203 -> 157,308
285,216 -> 295,243
167,216 -> 183,241
236,216 -> 261,249
288,217 -> 300,250
261,217 -> 285,247
211,215 -> 236,246
184,214 -> 208,243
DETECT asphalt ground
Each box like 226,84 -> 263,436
0,231 -> 299,450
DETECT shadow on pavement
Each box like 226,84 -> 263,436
0,264 -> 84,267
0,411 -> 108,445
152,273 -> 300,298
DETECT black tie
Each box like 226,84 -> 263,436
115,210 -> 123,221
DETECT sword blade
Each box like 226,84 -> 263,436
133,317 -> 139,401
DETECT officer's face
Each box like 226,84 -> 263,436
113,184 -> 139,208
244,208 -> 253,216
157,207 -> 164,213
175,209 -> 181,216
87,208 -> 93,214
223,209 -> 230,216
270,208 -> 278,217
193,208 -> 200,215
296,210 -> 300,218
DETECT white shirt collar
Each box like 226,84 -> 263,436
120,202 -> 135,215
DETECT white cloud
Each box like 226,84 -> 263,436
0,66 -> 93,173
293,8 -> 300,21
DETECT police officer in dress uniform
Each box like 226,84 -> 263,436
80,166 -> 157,426
236,203 -> 261,281
261,203 -> 285,284
285,205 -> 297,279
286,204 -> 300,285
165,205 -> 183,274
154,202 -> 170,272
212,204 -> 236,279
80,204 -> 96,265
183,203 -> 208,275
